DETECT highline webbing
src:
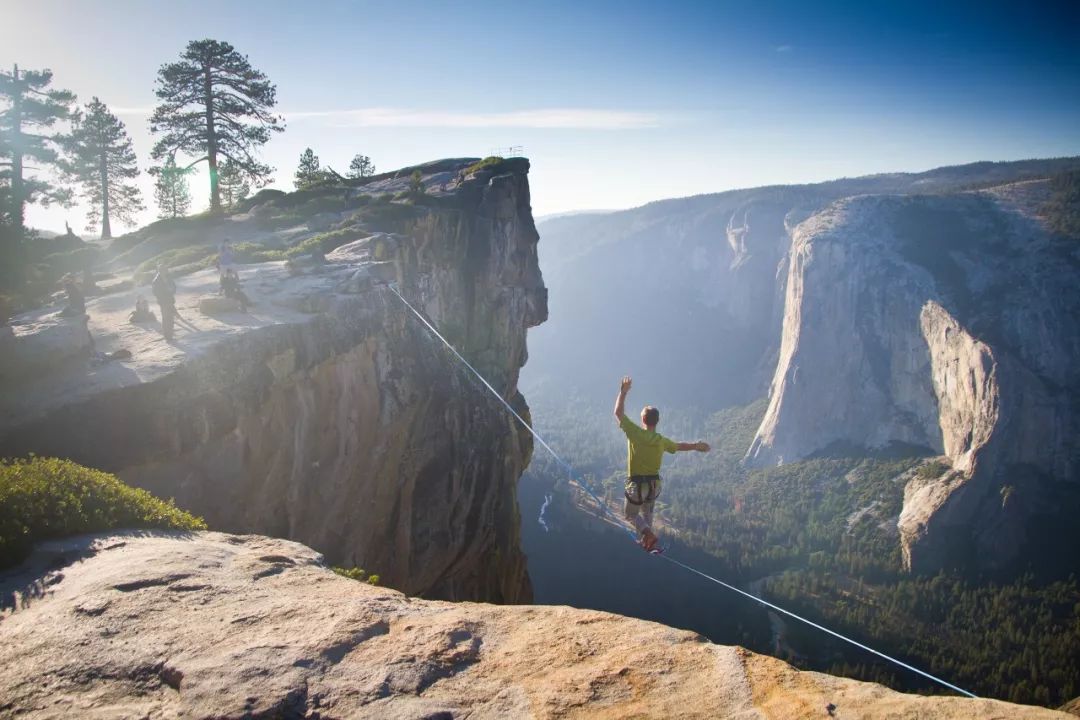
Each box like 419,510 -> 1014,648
388,284 -> 977,699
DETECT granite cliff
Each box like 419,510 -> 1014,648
746,182 -> 1080,571
527,158 -> 1080,573
0,531 -> 1070,719
0,158 -> 546,602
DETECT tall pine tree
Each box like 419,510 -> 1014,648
0,64 -> 75,281
348,153 -> 375,179
294,147 -> 324,189
151,156 -> 191,220
150,39 -> 283,213
61,98 -> 143,239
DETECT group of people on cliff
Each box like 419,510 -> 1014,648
55,237 -> 257,348
131,239 -> 250,341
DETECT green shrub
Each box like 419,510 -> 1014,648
233,188 -> 287,214
108,213 -> 217,255
285,227 -> 367,259
409,169 -> 424,194
0,457 -> 207,570
463,156 -> 505,175
133,244 -> 217,283
250,186 -> 321,211
299,195 -> 346,216
916,459 -> 950,480
41,246 -> 102,276
254,212 -> 307,231
332,566 -> 380,585
229,241 -> 287,263
353,202 -> 420,231
410,192 -> 444,208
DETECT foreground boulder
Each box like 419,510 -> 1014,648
0,532 -> 1067,719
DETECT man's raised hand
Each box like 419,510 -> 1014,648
696,441 -> 711,452
620,376 -> 632,394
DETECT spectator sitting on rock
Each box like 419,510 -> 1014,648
221,269 -> 252,312
58,278 -> 86,318
128,295 -> 156,324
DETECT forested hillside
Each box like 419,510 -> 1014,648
520,159 -> 1080,708
519,390 -> 1080,706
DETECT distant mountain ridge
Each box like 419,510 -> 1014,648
524,155 -> 1080,573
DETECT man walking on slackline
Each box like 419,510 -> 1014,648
614,375 -> 710,551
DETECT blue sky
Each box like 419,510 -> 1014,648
5,0 -> 1080,234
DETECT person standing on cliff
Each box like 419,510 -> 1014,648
151,265 -> 177,341
614,376 -> 710,551
217,238 -> 234,285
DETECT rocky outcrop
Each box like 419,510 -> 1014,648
746,196 -> 944,464
0,531 -> 1068,719
0,158 -> 546,603
0,313 -> 92,380
746,186 -> 1080,571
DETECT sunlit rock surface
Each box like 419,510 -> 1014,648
746,182 -> 1080,571
0,159 -> 546,603
0,532 -> 1069,719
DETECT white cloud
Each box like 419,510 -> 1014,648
111,107 -> 153,116
283,107 -> 662,129
775,45 -> 793,53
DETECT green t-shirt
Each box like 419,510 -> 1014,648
619,414 -> 678,476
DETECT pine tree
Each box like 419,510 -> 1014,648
409,169 -> 424,194
150,39 -> 283,214
0,64 -> 75,281
348,153 -> 375,179
294,147 -> 324,190
218,160 -> 250,209
61,98 -> 143,239
151,156 -> 191,220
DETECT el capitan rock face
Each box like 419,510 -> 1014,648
746,186 -> 1080,571
1,531 -> 1070,719
0,159 -> 546,603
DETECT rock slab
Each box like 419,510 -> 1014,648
0,532 -> 1068,720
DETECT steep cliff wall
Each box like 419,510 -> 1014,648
747,185 -> 1080,570
1,531 -> 1069,719
0,158 -> 547,602
526,188 -> 836,413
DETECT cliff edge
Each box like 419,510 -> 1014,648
0,531 -> 1068,719
0,158 -> 546,603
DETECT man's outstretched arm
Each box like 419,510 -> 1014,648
614,375 -> 631,423
675,441 -> 711,452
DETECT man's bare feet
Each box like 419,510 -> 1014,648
641,529 -> 658,552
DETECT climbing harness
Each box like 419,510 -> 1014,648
387,284 -> 978,699
624,475 -> 660,505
